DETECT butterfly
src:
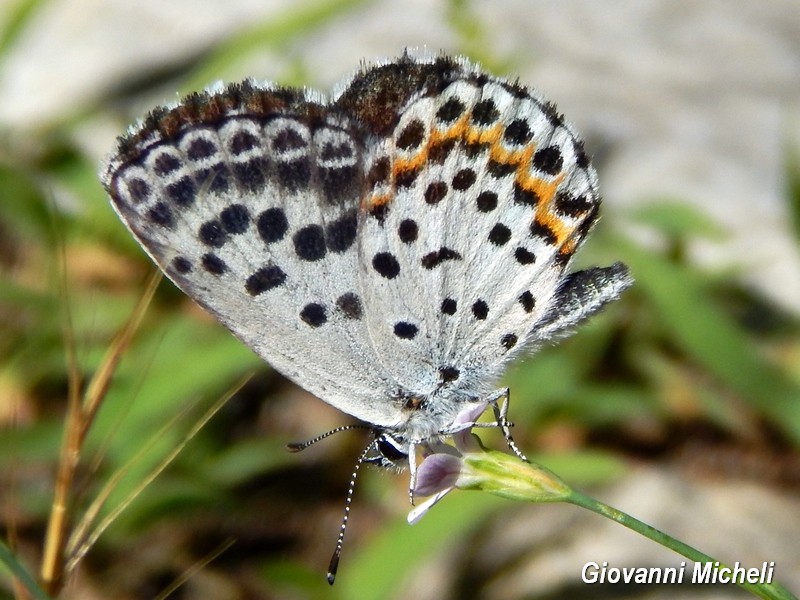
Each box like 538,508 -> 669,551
102,51 -> 632,581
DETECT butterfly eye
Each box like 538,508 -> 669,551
376,435 -> 408,462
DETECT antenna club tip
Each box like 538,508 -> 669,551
286,442 -> 303,452
327,554 -> 340,585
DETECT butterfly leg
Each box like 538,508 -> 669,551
438,388 -> 529,462
488,388 -> 529,463
407,440 -> 418,505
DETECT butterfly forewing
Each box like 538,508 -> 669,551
104,88 -> 404,428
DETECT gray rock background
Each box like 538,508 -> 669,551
1,0 -> 798,310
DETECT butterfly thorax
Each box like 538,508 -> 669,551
384,386 -> 479,445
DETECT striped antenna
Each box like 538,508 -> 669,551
286,424 -> 370,452
326,440 -> 374,585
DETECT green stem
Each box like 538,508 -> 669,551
458,452 -> 796,600
565,489 -> 797,600
0,538 -> 51,600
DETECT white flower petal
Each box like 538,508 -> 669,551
407,488 -> 452,524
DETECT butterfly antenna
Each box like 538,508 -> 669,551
327,441 -> 373,585
286,424 -> 370,452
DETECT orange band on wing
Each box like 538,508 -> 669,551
365,115 -> 582,252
